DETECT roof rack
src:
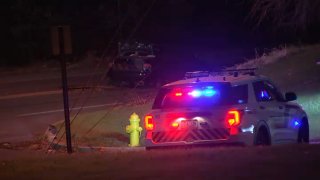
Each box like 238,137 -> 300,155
184,68 -> 257,79
214,68 -> 257,77
185,71 -> 210,79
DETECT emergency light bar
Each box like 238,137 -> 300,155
184,68 -> 257,79
171,86 -> 218,98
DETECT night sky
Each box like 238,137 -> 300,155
1,0 -> 319,67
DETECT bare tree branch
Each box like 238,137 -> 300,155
247,0 -> 320,30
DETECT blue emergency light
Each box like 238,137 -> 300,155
294,120 -> 300,127
175,86 -> 218,98
203,86 -> 217,97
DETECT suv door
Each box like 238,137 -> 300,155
252,81 -> 287,144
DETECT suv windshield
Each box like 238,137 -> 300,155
152,82 -> 248,109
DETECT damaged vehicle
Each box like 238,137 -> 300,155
107,42 -> 159,87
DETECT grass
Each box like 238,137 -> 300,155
257,45 -> 320,92
1,144 -> 320,179
52,101 -> 153,147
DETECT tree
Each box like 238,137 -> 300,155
247,0 -> 320,30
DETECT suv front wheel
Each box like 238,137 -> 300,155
297,118 -> 309,144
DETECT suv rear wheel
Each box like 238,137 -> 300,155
255,127 -> 270,146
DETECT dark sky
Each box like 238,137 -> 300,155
0,0 -> 318,67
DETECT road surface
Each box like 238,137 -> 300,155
0,70 -> 146,143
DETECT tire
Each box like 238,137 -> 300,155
255,127 -> 270,146
298,118 -> 309,144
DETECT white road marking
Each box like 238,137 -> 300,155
0,85 -> 114,100
17,103 -> 120,117
0,72 -> 105,85
0,90 -> 61,100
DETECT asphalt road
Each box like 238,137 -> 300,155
0,71 -> 135,143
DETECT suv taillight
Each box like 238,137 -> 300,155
226,110 -> 240,127
226,110 -> 241,135
145,115 -> 154,131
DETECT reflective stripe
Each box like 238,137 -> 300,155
152,129 -> 230,143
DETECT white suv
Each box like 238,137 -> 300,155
144,69 -> 309,149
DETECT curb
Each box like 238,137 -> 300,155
44,125 -> 146,153
75,146 -> 146,153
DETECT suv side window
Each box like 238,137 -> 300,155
227,84 -> 248,104
264,81 -> 285,102
253,81 -> 284,102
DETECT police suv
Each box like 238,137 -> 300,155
144,69 -> 309,149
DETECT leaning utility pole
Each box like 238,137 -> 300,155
51,25 -> 73,154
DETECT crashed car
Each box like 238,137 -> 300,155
107,42 -> 158,87
144,69 -> 309,149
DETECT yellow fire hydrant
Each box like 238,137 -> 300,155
126,113 -> 143,147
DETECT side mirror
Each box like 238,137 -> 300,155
285,92 -> 297,101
